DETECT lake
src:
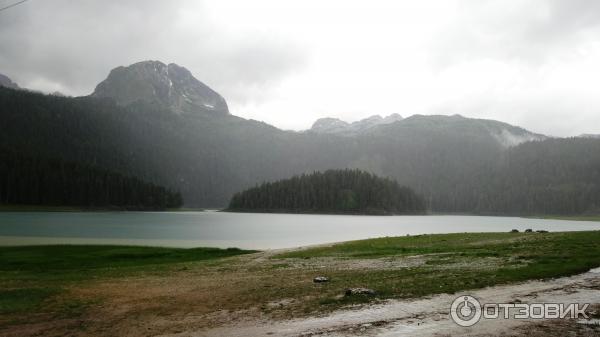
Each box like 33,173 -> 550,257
0,211 -> 599,249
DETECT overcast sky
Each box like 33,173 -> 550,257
1,0 -> 600,136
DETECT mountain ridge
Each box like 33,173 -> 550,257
310,113 -> 546,148
310,113 -> 404,135
2,60 -> 599,214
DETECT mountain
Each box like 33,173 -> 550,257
310,113 -> 403,135
579,134 -> 600,139
391,114 -> 546,148
0,74 -> 19,89
92,60 -> 228,115
310,113 -> 544,148
2,60 -> 599,215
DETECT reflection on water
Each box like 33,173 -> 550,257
0,211 -> 598,249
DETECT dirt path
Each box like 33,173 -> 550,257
161,268 -> 600,337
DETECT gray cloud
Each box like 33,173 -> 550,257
1,0 -> 600,137
0,0 -> 306,102
430,0 -> 600,68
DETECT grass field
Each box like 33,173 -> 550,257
0,246 -> 254,318
275,231 -> 600,307
1,231 -> 599,335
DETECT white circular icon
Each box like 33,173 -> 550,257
450,295 -> 482,327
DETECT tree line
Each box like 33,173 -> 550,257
0,150 -> 182,209
470,138 -> 600,215
228,169 -> 426,215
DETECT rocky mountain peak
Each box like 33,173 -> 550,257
91,60 -> 228,115
309,113 -> 403,135
311,118 -> 350,133
0,73 -> 19,89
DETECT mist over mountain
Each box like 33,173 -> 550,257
0,74 -> 19,89
2,60 -> 599,214
396,114 -> 546,148
311,113 -> 545,148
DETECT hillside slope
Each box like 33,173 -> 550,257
2,60 -> 599,214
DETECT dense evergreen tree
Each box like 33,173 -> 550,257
471,138 -> 600,215
227,169 -> 426,214
0,150 -> 182,209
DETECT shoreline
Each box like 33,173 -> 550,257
2,205 -> 599,222
0,205 -> 204,213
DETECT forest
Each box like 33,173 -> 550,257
2,87 -> 600,215
0,150 -> 182,209
471,138 -> 600,215
227,169 -> 426,214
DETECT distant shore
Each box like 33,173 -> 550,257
0,204 -> 202,212
528,214 -> 600,222
223,208 -> 427,215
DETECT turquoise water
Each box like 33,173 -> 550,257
0,211 -> 598,249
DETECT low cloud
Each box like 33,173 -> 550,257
0,0 -> 306,101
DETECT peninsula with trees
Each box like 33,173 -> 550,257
227,169 -> 426,215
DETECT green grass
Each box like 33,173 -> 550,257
0,245 -> 255,319
274,231 -> 600,309
0,288 -> 60,314
276,232 -> 600,260
0,245 -> 252,274
2,232 -> 600,331
276,232 -> 528,258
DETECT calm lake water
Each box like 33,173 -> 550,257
0,211 -> 599,249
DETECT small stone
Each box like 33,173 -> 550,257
345,288 -> 377,296
313,276 -> 330,283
